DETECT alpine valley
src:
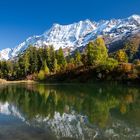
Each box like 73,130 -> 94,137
0,14 -> 140,60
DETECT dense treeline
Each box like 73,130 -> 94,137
0,37 -> 140,81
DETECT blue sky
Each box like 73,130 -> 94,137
0,0 -> 140,50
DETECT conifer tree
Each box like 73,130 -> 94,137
23,51 -> 30,75
53,58 -> 59,73
56,47 -> 67,70
28,46 -> 39,73
38,70 -> 45,80
49,46 -> 56,71
0,61 -> 9,79
42,60 -> 50,75
45,47 -> 51,69
74,50 -> 82,66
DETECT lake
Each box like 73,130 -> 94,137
0,83 -> 139,140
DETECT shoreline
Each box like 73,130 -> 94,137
0,78 -> 139,86
0,79 -> 36,84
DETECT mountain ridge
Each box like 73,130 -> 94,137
0,14 -> 140,60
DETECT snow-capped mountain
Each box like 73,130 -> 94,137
0,14 -> 140,60
0,48 -> 12,60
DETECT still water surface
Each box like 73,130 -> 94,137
0,83 -> 139,140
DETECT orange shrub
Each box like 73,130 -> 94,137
119,63 -> 134,72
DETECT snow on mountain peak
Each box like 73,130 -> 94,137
0,48 -> 12,60
129,14 -> 140,21
0,15 -> 140,60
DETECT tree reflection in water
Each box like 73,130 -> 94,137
0,83 -> 139,140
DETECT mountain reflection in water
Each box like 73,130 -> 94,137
0,83 -> 139,140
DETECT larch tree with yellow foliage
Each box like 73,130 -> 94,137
115,49 -> 128,63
